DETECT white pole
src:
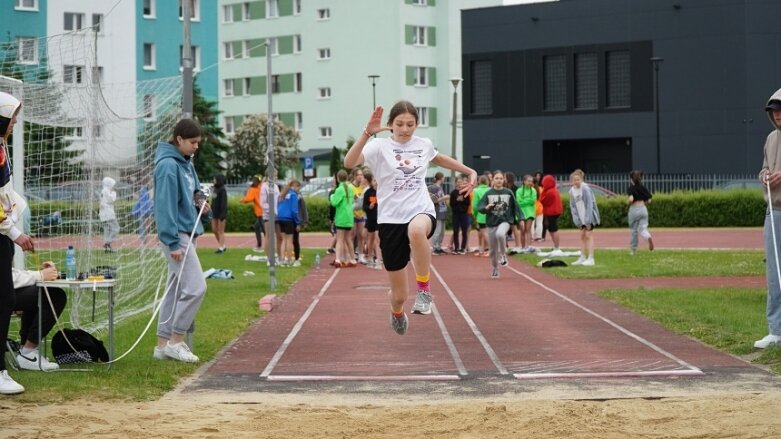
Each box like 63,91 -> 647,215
2,76 -> 26,270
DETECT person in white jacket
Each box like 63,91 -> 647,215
0,91 -> 34,394
99,177 -> 119,252
12,262 -> 66,371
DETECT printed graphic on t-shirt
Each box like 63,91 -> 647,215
392,149 -> 425,192
487,193 -> 513,217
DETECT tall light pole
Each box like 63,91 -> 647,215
368,74 -> 379,110
182,0 -> 193,118
449,78 -> 462,189
650,57 -> 663,174
266,41 -> 277,290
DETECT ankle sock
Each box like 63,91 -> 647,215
20,347 -> 35,356
415,273 -> 431,293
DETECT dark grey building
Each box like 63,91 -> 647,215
461,0 -> 781,175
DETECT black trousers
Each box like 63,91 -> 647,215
293,228 -> 301,260
14,285 -> 66,345
0,236 -> 15,371
253,216 -> 264,247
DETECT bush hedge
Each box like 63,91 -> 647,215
25,189 -> 767,235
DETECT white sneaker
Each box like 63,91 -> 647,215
0,370 -> 25,395
16,350 -> 60,371
754,334 -> 781,349
163,341 -> 199,363
581,258 -> 595,266
153,346 -> 167,360
571,256 -> 585,266
292,260 -> 302,267
549,249 -> 565,257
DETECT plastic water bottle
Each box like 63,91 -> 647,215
65,245 -> 77,280
315,253 -> 321,270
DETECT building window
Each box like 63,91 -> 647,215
414,66 -> 428,86
271,75 -> 280,93
412,0 -> 427,5
143,43 -> 155,70
180,45 -> 200,71
318,48 -> 331,60
294,34 -> 302,53
143,0 -> 155,17
72,127 -> 84,138
574,52 -> 598,110
242,40 -> 250,58
243,78 -> 251,96
143,94 -> 155,120
416,107 -> 429,127
606,50 -> 631,108
319,127 -> 332,138
224,79 -> 234,97
223,42 -> 233,60
294,0 -> 302,15
223,4 -> 233,22
267,38 -> 278,56
295,73 -> 302,92
266,0 -> 279,18
16,37 -> 37,64
295,112 -> 302,130
92,14 -> 103,33
470,60 -> 492,115
178,0 -> 199,21
91,66 -> 103,85
317,8 -> 330,20
64,12 -> 85,31
15,0 -> 38,11
242,2 -> 251,20
318,87 -> 331,99
63,65 -> 83,84
224,117 -> 234,135
543,54 -> 567,111
92,125 -> 102,139
412,26 -> 426,46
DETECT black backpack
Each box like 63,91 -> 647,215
52,328 -> 109,364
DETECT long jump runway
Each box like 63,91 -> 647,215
187,253 -> 777,397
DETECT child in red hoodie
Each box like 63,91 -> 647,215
539,175 -> 564,256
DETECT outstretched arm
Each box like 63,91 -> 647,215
344,106 -> 392,169
431,154 -> 478,196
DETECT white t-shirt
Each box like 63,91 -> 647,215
362,135 -> 437,224
570,185 -> 586,223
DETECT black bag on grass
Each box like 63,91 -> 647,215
52,328 -> 109,364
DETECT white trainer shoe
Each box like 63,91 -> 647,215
153,346 -> 167,360
571,256 -> 585,266
581,258 -> 595,266
0,370 -> 25,395
163,341 -> 199,363
16,350 -> 60,371
754,334 -> 781,349
549,249 -> 565,257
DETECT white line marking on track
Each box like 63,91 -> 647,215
506,265 -> 702,375
431,303 -> 468,376
259,268 -> 340,378
431,264 -> 509,375
515,370 -> 703,379
266,374 -> 461,382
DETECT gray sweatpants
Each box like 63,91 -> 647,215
628,204 -> 652,251
488,222 -> 511,268
431,219 -> 446,251
102,219 -> 119,245
157,233 -> 207,339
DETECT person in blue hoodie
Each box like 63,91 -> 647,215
152,118 -> 209,363
276,179 -> 300,266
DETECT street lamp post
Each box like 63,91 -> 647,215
266,41 -> 277,290
449,78 -> 462,189
650,57 -> 663,174
368,74 -> 380,110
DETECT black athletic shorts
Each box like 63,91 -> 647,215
378,214 -> 436,272
545,214 -> 561,233
278,220 -> 297,235
366,217 -> 378,233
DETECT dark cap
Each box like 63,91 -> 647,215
766,100 -> 781,111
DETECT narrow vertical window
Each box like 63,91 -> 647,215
574,52 -> 598,110
470,60 -> 492,115
543,54 -> 567,111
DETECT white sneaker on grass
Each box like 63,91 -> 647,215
163,341 -> 199,363
0,370 -> 24,395
16,349 -> 59,371
153,346 -> 167,360
581,258 -> 595,266
549,249 -> 565,257
571,256 -> 585,266
754,334 -> 781,349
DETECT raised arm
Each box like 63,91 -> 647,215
431,154 -> 478,196
344,106 -> 391,169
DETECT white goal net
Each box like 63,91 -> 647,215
1,31 -> 183,334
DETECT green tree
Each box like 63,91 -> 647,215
329,146 -> 342,176
230,113 -> 301,181
192,81 -> 230,181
